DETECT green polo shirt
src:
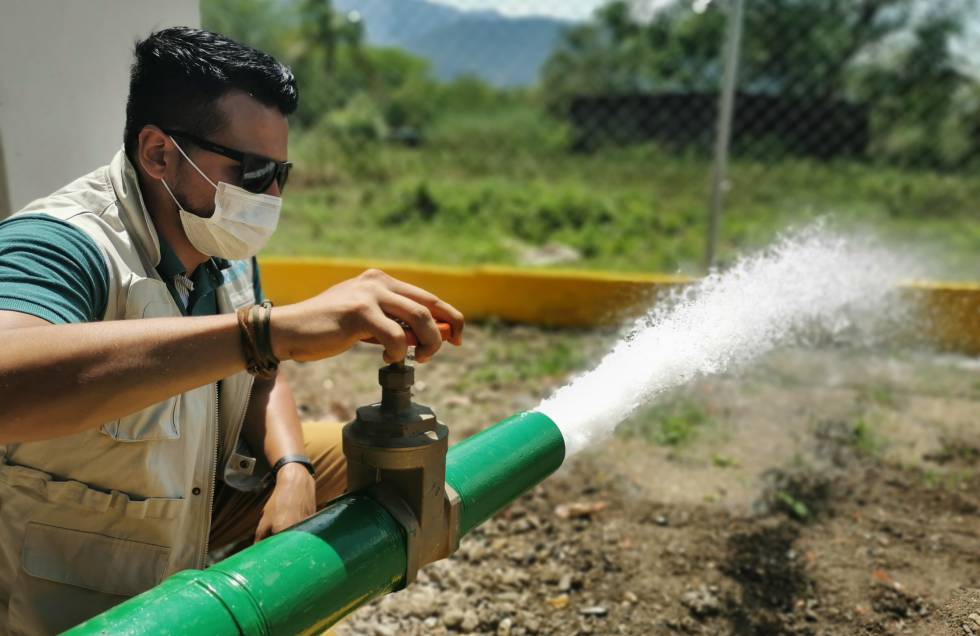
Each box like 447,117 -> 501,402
0,214 -> 263,324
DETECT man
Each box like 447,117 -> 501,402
0,27 -> 463,635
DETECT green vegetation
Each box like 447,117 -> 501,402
859,383 -> 899,409
617,398 -> 713,447
712,454 -> 738,468
270,114 -> 980,274
455,325 -> 592,390
850,416 -> 883,456
934,438 -> 980,464
776,491 -> 811,520
921,467 -> 974,491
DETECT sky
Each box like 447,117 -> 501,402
429,0 -> 680,22
428,0 -> 612,21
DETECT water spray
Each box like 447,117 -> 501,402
539,224 -> 919,455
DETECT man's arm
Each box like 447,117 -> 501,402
0,269 -> 464,445
0,310 -> 245,443
242,374 -> 316,541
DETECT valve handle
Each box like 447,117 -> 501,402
362,321 -> 454,347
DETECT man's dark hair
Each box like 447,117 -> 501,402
124,27 -> 298,161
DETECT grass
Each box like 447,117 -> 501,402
930,438 -> 980,465
712,454 -> 739,468
922,467 -> 974,491
776,491 -> 811,520
851,416 -> 884,457
617,398 -> 713,447
270,102 -> 980,279
861,383 -> 898,409
453,324 -> 595,391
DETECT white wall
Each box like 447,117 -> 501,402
0,0 -> 200,215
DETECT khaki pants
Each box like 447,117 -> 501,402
209,420 -> 348,552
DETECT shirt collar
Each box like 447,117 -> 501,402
155,223 -> 232,284
155,232 -> 186,279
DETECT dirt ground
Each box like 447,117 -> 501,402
283,324 -> 980,636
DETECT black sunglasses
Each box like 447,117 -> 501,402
162,128 -> 291,194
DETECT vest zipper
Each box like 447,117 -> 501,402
200,376 -> 254,568
200,382 -> 219,568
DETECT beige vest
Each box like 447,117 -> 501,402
0,150 -> 265,635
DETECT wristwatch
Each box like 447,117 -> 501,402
271,454 -> 316,480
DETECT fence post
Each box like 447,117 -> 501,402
706,0 -> 745,270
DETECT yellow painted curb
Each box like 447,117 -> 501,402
902,281 -> 980,355
259,257 -> 979,354
259,256 -> 690,327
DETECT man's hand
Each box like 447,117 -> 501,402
254,462 -> 316,543
271,269 -> 464,365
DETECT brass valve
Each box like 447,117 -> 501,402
342,362 -> 460,585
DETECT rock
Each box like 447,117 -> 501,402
624,591 -> 639,604
499,567 -> 531,587
580,606 -> 608,617
554,501 -> 609,520
372,624 -> 397,636
680,585 -> 722,618
460,540 -> 488,562
540,567 -> 563,584
445,395 -> 472,409
970,613 -> 980,627
443,609 -> 464,629
654,515 -> 669,526
461,610 -> 480,632
524,616 -> 541,633
546,594 -> 570,609
558,574 -> 573,592
497,617 -> 513,635
404,593 -> 435,618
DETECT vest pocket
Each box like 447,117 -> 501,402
21,522 -> 169,595
9,522 -> 170,633
101,394 -> 181,442
99,279 -> 184,441
0,462 -> 184,634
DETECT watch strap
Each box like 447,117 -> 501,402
271,454 -> 316,479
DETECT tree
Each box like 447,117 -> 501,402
541,0 -> 978,165
543,0 -> 936,102
201,0 -> 441,131
855,11 -> 971,166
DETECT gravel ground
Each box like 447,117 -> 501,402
283,324 -> 980,636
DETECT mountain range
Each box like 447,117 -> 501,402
333,0 -> 572,86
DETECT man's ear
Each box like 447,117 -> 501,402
137,125 -> 173,180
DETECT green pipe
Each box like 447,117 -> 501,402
64,411 -> 565,636
447,411 -> 566,536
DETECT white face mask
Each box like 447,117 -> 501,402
160,137 -> 281,260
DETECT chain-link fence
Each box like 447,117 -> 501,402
203,0 -> 980,276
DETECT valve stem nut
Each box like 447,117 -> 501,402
379,364 -> 414,390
